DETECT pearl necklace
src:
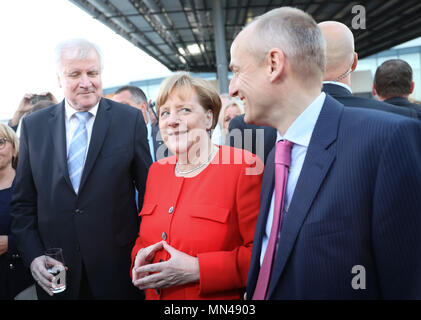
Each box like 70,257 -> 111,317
175,147 -> 218,175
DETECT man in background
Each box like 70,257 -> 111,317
373,59 -> 421,119
319,21 -> 418,119
113,85 -> 166,161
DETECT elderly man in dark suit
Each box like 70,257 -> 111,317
318,21 -> 418,119
10,39 -> 152,299
373,59 -> 421,119
229,7 -> 421,299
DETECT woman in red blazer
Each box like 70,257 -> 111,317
131,72 -> 263,299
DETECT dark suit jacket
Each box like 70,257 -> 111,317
247,95 -> 421,299
384,97 -> 421,120
322,83 -> 418,119
151,124 -> 170,160
0,182 -> 33,299
228,114 -> 277,164
10,98 -> 152,299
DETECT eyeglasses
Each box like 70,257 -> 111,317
0,138 -> 9,149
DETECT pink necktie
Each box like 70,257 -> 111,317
253,140 -> 293,300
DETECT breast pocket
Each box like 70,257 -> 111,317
139,203 -> 157,217
186,204 -> 230,250
138,203 -> 158,239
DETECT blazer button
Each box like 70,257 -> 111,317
75,209 -> 83,215
162,232 -> 167,240
168,206 -> 174,214
9,264 -> 15,270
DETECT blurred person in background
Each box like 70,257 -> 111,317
8,92 -> 57,132
218,98 -> 244,144
0,124 -> 33,299
131,72 -> 263,300
113,85 -> 166,161
319,21 -> 418,119
373,59 -> 421,119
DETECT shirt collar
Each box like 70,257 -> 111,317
323,81 -> 352,94
277,92 -> 326,148
64,98 -> 100,121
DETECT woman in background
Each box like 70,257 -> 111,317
0,124 -> 33,299
218,98 -> 244,144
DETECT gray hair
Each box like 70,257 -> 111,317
55,38 -> 104,71
246,7 -> 326,85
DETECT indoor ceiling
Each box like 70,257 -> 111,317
68,0 -> 421,72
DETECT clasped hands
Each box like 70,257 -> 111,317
132,241 -> 200,290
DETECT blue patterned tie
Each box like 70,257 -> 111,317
68,112 -> 91,193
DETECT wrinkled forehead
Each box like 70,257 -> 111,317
58,47 -> 102,74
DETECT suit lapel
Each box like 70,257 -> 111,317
267,95 -> 342,298
48,101 -> 74,191
78,98 -> 111,194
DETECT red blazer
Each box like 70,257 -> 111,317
131,145 -> 263,299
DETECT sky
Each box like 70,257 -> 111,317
0,0 -> 172,120
2,1 -> 421,121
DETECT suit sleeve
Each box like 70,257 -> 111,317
132,111 -> 152,211
10,117 -> 44,267
372,119 -> 421,298
197,155 -> 263,294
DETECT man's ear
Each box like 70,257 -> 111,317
267,48 -> 285,82
410,81 -> 415,94
139,101 -> 148,111
351,52 -> 358,71
372,84 -> 377,96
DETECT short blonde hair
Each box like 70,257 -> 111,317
156,72 -> 222,129
0,123 -> 19,169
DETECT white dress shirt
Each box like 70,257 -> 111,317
260,92 -> 326,265
65,100 -> 99,164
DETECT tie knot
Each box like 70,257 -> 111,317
275,140 -> 293,166
74,112 -> 91,125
